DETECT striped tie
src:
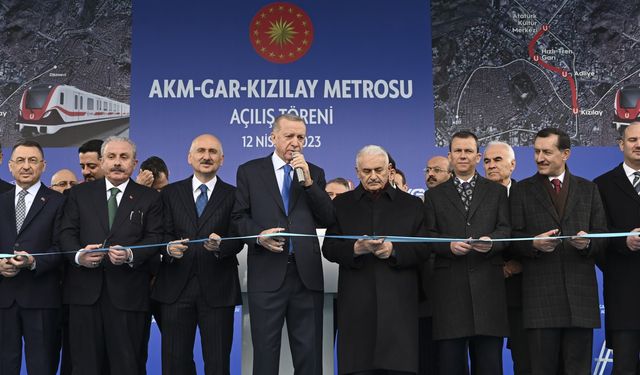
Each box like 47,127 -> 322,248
633,172 -> 640,194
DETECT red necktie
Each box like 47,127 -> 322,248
551,178 -> 561,194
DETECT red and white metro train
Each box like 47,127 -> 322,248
17,84 -> 130,135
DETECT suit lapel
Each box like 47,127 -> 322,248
531,175 -> 560,225
562,172 -> 579,220
177,178 -> 198,229
467,176 -> 487,220
110,179 -> 137,233
2,188 -> 18,238
198,178 -> 229,232
18,185 -> 49,235
442,180 -> 467,217
259,155 -> 286,215
92,179 -> 110,234
611,164 -> 640,204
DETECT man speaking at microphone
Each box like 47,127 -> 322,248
60,136 -> 163,375
233,114 -> 334,375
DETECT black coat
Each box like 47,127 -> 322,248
0,185 -> 65,308
59,178 -> 163,311
151,176 -> 243,307
424,175 -> 510,340
510,171 -> 607,329
0,178 -> 12,193
323,184 -> 429,374
594,163 -> 640,332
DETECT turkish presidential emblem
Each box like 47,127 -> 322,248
250,2 -> 314,64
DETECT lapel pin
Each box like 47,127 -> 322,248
129,195 -> 134,200
41,197 -> 46,202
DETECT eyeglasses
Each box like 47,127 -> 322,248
423,167 -> 448,174
10,157 -> 42,166
52,180 -> 77,188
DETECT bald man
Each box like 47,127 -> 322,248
50,169 -> 78,193
152,134 -> 243,375
425,156 -> 451,189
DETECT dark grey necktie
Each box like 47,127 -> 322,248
15,190 -> 28,232
633,172 -> 640,194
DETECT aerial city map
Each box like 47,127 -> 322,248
0,0 -> 131,147
431,0 -> 640,146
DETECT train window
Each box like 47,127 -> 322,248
25,86 -> 50,109
74,95 -> 78,110
87,98 -> 94,110
80,97 -> 83,110
60,93 -> 64,105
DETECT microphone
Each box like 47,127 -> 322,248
292,152 -> 306,186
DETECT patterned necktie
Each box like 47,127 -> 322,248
196,184 -> 208,217
15,190 -> 28,232
108,187 -> 120,229
282,164 -> 292,215
633,172 -> 640,194
461,182 -> 472,211
551,178 -> 562,194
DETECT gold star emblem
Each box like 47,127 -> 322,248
266,17 -> 298,47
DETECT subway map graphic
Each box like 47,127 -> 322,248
431,0 -> 640,146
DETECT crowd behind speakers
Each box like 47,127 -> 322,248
0,115 -> 639,375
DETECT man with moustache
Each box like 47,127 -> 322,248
233,114 -> 334,375
424,156 -> 451,190
152,134 -> 243,375
60,136 -> 163,375
424,131 -> 510,375
50,169 -> 78,193
0,145 -> 13,192
510,128 -> 607,375
323,145 -> 428,375
0,140 -> 65,375
78,139 -> 104,182
594,121 -> 640,374
483,141 -> 530,375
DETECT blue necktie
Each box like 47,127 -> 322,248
196,184 -> 208,217
282,165 -> 293,254
282,164 -> 292,215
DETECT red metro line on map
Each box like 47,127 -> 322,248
528,24 -> 579,115
17,84 -> 130,135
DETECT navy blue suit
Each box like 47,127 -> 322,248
0,184 -> 65,375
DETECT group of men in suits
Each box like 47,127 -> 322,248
3,118 -> 640,375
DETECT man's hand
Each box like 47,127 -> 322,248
204,233 -> 221,252
450,241 -> 472,256
627,228 -> 640,251
373,241 -> 393,259
503,259 -> 523,278
136,169 -> 154,188
568,230 -> 591,250
290,153 -> 312,187
469,236 -> 493,253
0,258 -> 19,277
533,229 -> 561,252
108,245 -> 131,266
167,239 -> 189,258
78,244 -> 106,268
9,251 -> 35,269
354,238 -> 384,255
258,228 -> 286,253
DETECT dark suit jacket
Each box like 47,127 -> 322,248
594,163 -> 640,332
0,178 -> 12,193
232,154 -> 334,292
151,176 -> 243,307
0,185 -> 65,308
323,184 -> 428,374
504,179 -> 523,309
424,175 -> 510,340
59,178 -> 163,311
510,171 -> 607,329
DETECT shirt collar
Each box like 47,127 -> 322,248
547,171 -> 566,184
106,178 -> 129,193
15,181 -> 41,197
354,182 -> 397,201
271,152 -> 287,171
623,162 -> 640,178
192,175 -> 217,193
